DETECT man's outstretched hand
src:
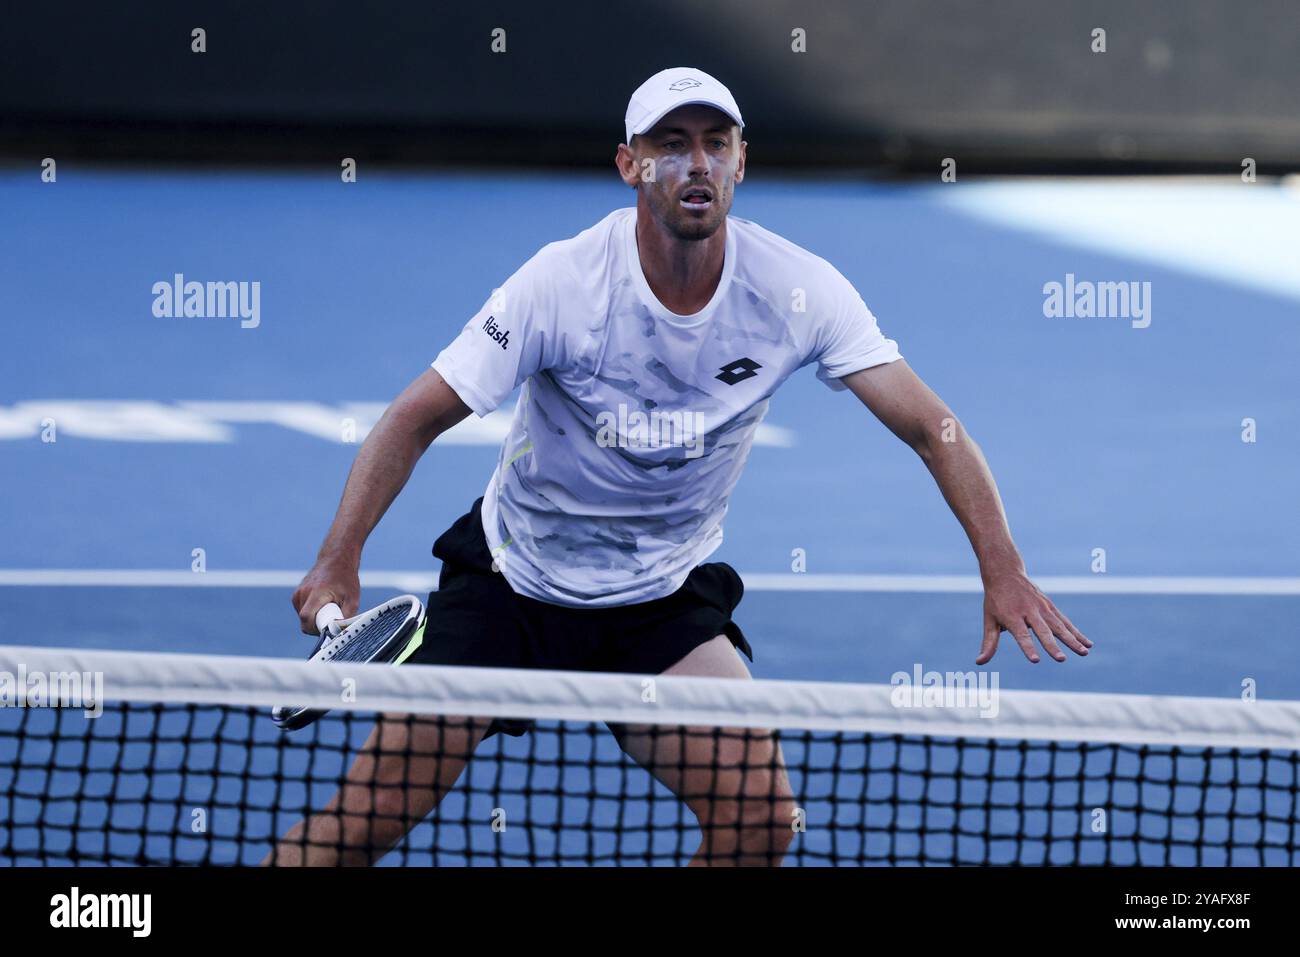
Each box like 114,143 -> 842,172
977,567 -> 1092,665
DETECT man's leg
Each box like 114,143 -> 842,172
611,635 -> 797,866
264,712 -> 492,866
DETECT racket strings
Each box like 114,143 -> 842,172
324,604 -> 416,663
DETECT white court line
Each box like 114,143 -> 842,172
0,569 -> 1298,595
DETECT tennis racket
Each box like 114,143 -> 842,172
272,594 -> 427,731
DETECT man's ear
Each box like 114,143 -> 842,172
615,141 -> 641,189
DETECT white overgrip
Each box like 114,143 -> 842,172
315,602 -> 344,636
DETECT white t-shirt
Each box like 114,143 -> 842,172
432,208 -> 901,607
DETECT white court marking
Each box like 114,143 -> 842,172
0,400 -> 795,446
0,569 -> 1297,595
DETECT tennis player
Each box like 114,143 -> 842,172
269,67 -> 1092,866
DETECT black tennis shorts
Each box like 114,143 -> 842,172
405,497 -> 752,736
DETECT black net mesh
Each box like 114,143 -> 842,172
3,702 -> 1297,866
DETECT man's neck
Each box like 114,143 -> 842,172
634,212 -> 726,316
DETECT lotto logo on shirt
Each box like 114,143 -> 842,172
482,315 -> 510,349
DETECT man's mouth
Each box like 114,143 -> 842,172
680,187 -> 714,211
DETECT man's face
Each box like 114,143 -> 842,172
626,104 -> 745,241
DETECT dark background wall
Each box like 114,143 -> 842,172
2,0 -> 1297,171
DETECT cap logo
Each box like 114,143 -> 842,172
668,78 -> 702,92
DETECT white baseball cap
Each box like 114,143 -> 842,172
624,67 -> 744,144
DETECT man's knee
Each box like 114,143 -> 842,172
686,772 -> 798,856
331,772 -> 425,855
368,780 -> 424,832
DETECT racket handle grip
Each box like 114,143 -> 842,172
315,602 -> 344,636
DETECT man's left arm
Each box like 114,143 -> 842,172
842,360 -> 1092,665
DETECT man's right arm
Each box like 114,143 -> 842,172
291,368 -> 472,633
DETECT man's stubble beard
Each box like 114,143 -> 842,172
648,186 -> 730,242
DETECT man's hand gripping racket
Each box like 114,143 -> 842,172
271,595 -> 427,731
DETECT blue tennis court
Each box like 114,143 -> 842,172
3,166 -> 1299,866
3,166 -> 1297,696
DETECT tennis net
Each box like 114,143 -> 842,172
1,644 -> 1298,866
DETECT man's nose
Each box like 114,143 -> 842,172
688,141 -> 711,175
